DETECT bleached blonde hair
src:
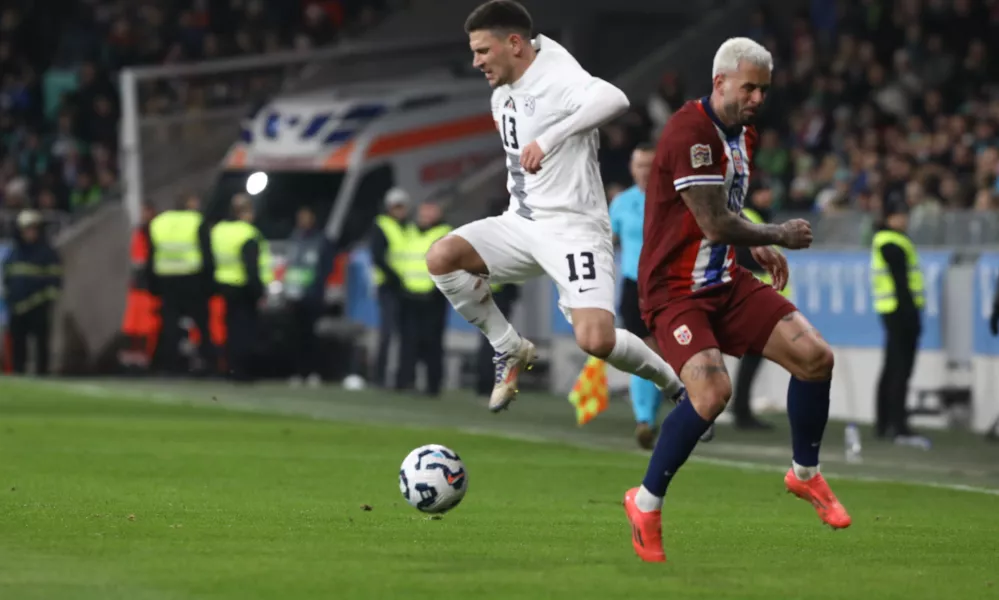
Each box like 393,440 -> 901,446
712,37 -> 773,78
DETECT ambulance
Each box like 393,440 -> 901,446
207,73 -> 500,305
203,73 -> 499,370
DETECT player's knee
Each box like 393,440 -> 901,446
796,340 -> 835,381
574,321 -> 616,358
425,237 -> 459,276
687,382 -> 732,418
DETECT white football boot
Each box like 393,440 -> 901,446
488,338 -> 537,412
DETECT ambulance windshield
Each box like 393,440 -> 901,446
207,170 -> 345,240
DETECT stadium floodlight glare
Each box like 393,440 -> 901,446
246,171 -> 268,195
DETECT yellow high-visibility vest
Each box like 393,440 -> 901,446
149,210 -> 203,276
372,215 -> 412,287
742,208 -> 792,299
870,230 -> 924,314
211,220 -> 274,287
401,224 -> 453,294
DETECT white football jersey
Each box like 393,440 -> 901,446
490,35 -> 609,229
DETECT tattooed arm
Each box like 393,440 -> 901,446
681,186 -> 786,246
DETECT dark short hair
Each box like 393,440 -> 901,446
464,0 -> 532,38
634,142 -> 656,153
230,194 -> 253,217
176,192 -> 198,210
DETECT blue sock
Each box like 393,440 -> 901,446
629,375 -> 661,425
641,392 -> 712,496
786,377 -> 831,467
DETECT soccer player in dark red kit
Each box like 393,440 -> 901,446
622,37 -> 852,563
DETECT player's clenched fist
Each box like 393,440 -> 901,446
520,141 -> 545,174
777,219 -> 812,249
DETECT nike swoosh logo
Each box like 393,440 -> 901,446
579,287 -> 597,293
447,472 -> 465,484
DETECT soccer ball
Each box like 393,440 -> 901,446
398,444 -> 468,514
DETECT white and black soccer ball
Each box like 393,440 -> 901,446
398,444 -> 468,514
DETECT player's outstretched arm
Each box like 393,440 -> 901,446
681,186 -> 812,248
535,79 -> 629,154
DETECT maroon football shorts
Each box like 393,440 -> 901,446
646,267 -> 797,375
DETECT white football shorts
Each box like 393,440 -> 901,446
449,210 -> 617,323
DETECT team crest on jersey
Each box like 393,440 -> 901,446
673,324 -> 693,346
524,95 -> 536,116
504,96 -> 516,111
690,144 -> 712,169
731,148 -> 747,175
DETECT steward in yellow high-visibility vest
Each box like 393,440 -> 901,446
870,199 -> 925,442
397,202 -> 452,396
211,194 -> 273,382
146,193 -> 215,375
729,186 -> 783,430
870,231 -> 924,314
399,222 -> 452,295
371,187 -> 413,388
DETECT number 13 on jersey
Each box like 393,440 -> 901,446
501,115 -> 519,150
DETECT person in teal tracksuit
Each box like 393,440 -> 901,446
610,143 -> 713,448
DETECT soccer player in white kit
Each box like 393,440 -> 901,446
425,0 -> 684,412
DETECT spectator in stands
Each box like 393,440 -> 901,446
738,0 -> 999,218
907,176 -> 941,237
36,188 -> 59,213
3,177 -> 29,211
1,209 -> 62,375
0,0 -> 395,230
69,171 -> 102,212
646,72 -> 684,139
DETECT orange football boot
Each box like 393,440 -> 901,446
784,469 -> 852,529
622,487 -> 666,562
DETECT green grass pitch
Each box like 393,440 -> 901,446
1,379 -> 997,599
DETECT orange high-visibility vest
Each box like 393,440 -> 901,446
122,228 -> 161,338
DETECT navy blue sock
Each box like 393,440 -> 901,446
642,393 -> 712,497
786,377 -> 831,467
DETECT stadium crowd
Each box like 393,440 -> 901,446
3,0 -> 998,236
0,0 -> 395,239
600,0 -> 999,227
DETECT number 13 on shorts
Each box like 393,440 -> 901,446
565,251 -> 596,283
550,247 -> 617,318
